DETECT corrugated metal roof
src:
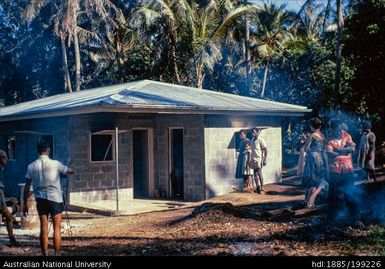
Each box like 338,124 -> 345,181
0,80 -> 310,121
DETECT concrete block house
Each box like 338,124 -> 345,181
0,80 -> 309,205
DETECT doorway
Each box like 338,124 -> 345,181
169,128 -> 184,199
133,129 -> 150,198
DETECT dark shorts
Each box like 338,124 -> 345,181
0,188 -> 6,211
36,198 -> 64,216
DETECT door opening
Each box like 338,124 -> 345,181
133,130 -> 150,198
169,128 -> 184,199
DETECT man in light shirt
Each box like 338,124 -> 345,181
251,127 -> 268,194
23,141 -> 73,256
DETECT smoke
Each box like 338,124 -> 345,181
316,108 -> 385,225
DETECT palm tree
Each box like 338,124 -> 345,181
133,0 -> 196,84
243,0 -> 252,95
252,4 -> 298,98
191,1 -> 260,88
23,0 -> 123,92
89,24 -> 138,84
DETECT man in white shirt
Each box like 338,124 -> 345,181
251,127 -> 268,194
23,141 -> 73,256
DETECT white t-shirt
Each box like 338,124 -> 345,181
252,137 -> 267,162
25,155 -> 68,203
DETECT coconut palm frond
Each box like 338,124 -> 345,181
219,0 -> 234,13
257,43 -> 272,58
173,0 -> 196,39
136,8 -> 162,27
214,5 -> 260,38
196,13 -> 208,42
151,0 -> 177,28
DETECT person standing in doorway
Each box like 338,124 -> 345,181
23,141 -> 73,256
0,149 -> 20,247
357,120 -> 377,182
251,127 -> 268,194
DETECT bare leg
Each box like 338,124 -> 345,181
247,175 -> 253,189
52,213 -> 62,255
39,215 -> 49,256
304,188 -> 312,205
307,187 -> 322,207
243,177 -> 248,190
2,208 -> 19,247
254,171 -> 261,193
256,168 -> 264,191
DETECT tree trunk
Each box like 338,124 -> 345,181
196,59 -> 205,89
74,28 -> 81,92
170,33 -> 181,84
322,0 -> 332,38
116,35 -> 123,84
334,0 -> 344,103
244,0 -> 251,96
60,35 -> 72,93
261,62 -> 269,98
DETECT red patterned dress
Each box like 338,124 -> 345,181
326,130 -> 356,174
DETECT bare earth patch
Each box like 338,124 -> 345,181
0,184 -> 383,256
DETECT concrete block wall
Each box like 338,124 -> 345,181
154,114 -> 205,201
204,128 -> 242,197
203,115 -> 282,198
67,113 -> 154,204
0,112 -> 284,204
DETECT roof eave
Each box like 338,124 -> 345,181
0,105 -> 311,123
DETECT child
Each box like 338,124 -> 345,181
243,141 -> 254,191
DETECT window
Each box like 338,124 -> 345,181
5,135 -> 16,160
90,134 -> 114,162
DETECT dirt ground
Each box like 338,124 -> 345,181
0,183 -> 384,256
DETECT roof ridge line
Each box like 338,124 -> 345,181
145,80 -> 308,110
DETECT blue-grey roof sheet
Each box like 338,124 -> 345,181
0,80 -> 310,120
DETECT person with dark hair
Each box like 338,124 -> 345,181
251,127 -> 267,194
0,150 -> 20,247
23,141 -> 73,256
357,120 -> 377,182
302,117 -> 328,207
326,120 -> 357,221
235,130 -> 254,191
